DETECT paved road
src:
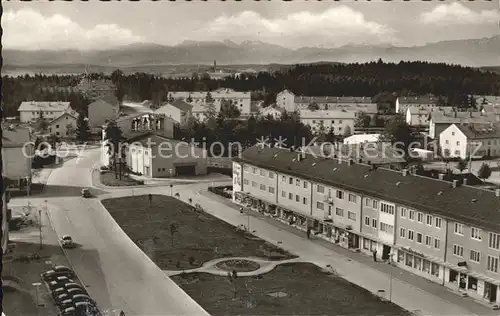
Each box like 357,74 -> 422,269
12,148 -> 208,315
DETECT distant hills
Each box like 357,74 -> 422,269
3,36 -> 500,72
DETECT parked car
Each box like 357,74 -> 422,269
43,269 -> 73,281
55,293 -> 71,305
67,288 -> 87,297
81,188 -> 91,198
74,302 -> 92,314
61,306 -> 77,316
61,236 -> 75,249
64,283 -> 86,292
58,299 -> 74,310
71,294 -> 93,304
49,280 -> 69,291
52,287 -> 67,299
53,266 -> 75,276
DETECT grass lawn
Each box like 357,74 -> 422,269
102,195 -> 297,270
99,171 -> 143,186
172,262 -> 411,316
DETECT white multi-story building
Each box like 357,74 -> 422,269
2,126 -> 34,191
429,110 -> 498,140
440,123 -> 500,159
48,110 -> 79,138
405,106 -> 454,127
154,100 -> 193,125
396,95 -> 442,114
168,88 -> 251,116
18,101 -> 71,123
276,90 -> 377,116
259,106 -> 285,119
299,110 -> 356,135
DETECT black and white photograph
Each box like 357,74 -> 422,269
1,1 -> 500,315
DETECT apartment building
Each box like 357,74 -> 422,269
168,88 -> 251,115
429,109 -> 497,140
440,123 -> 500,159
18,101 -> 71,123
48,110 -> 79,138
405,106 -> 453,127
2,126 -> 34,191
77,78 -> 117,101
154,100 -> 193,125
299,110 -> 356,135
233,145 -> 500,306
87,98 -> 119,130
395,95 -> 443,114
474,95 -> 500,107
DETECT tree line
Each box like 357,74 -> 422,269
4,60 -> 499,117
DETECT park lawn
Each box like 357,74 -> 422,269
101,195 -> 297,270
99,171 -> 143,187
172,262 -> 411,316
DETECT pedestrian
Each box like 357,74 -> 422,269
120,311 -> 125,316
373,249 -> 377,262
306,228 -> 311,239
148,194 -> 152,206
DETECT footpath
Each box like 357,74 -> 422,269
187,187 -> 496,316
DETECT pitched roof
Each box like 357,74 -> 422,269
294,96 -> 375,104
50,110 -> 79,124
406,105 -> 453,116
169,99 -> 193,112
234,145 -> 500,232
306,143 -> 405,165
18,101 -> 70,112
88,99 -> 113,109
2,127 -> 30,147
126,132 -> 186,148
398,95 -> 441,105
299,110 -> 356,119
430,110 -> 497,124
454,123 -> 500,140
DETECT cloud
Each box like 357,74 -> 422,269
420,3 -> 500,25
192,6 -> 397,48
2,8 -> 145,50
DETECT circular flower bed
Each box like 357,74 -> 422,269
215,259 -> 260,272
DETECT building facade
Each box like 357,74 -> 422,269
232,145 -> 500,306
440,123 -> 500,159
88,99 -> 118,129
169,88 -> 251,116
2,127 -> 33,192
18,101 -> 71,123
49,111 -> 79,138
395,95 -> 442,114
299,110 -> 356,135
428,110 -> 497,140
154,100 -> 192,125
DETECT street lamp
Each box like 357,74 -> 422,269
169,184 -> 173,196
39,209 -> 43,250
388,253 -> 395,302
240,207 -> 250,232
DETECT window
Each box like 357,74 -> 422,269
400,207 -> 407,218
303,182 -> 308,189
380,202 -> 395,215
317,202 -> 324,210
260,184 -> 266,191
400,227 -> 406,238
282,191 -> 286,197
259,169 -> 265,177
243,166 -> 249,172
425,235 -> 432,247
364,216 -> 370,226
365,198 -> 371,207
471,227 -> 482,241
348,211 -> 356,221
317,185 -> 325,193
288,193 -> 293,200
251,181 -> 257,187
380,222 -> 394,234
416,233 -> 423,243
295,195 -> 300,202
453,244 -> 464,257
268,187 -> 275,194
303,197 -> 307,205
56,124 -> 60,128
336,190 -> 344,199
281,176 -> 286,182
454,223 -> 464,235
252,168 -> 257,174
487,256 -> 499,273
489,233 -> 500,250
243,179 -> 249,185
335,208 -> 344,217
296,179 -> 300,186
373,200 -> 379,209
372,218 -> 377,228
434,238 -> 440,249
470,250 -> 481,263
417,212 -> 423,223
348,194 -> 357,203
426,215 -> 433,226
409,210 -> 415,220
269,172 -> 274,179
435,217 -> 442,228
408,230 -> 414,240
289,177 -> 293,184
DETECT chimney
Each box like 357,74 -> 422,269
496,189 -> 500,197
348,159 -> 353,166
402,169 -> 408,176
438,174 -> 444,180
452,180 -> 458,188
463,178 -> 468,186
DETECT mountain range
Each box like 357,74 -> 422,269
4,36 -> 500,70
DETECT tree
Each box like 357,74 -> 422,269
35,111 -> 49,133
343,126 -> 352,137
355,112 -> 371,128
47,134 -> 60,150
104,120 -> 124,179
308,103 -> 319,111
66,124 -> 75,138
169,222 -> 179,247
186,94 -> 193,103
478,163 -> 492,180
456,159 -> 467,174
380,114 -> 415,158
220,99 -> 240,119
205,92 -> 214,104
76,115 -> 91,142
316,120 -> 326,136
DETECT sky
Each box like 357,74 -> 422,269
2,1 -> 499,50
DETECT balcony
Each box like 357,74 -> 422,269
324,197 -> 334,205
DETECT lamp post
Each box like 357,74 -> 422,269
240,207 -> 250,232
389,253 -> 394,302
169,184 -> 173,196
39,209 -> 43,250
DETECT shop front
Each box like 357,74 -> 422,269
445,266 -> 500,304
395,247 -> 444,284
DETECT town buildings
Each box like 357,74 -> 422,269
48,110 -> 79,138
168,88 -> 251,116
87,98 -> 120,131
276,90 -> 377,116
154,100 -> 193,125
440,123 -> 500,159
405,106 -> 453,127
474,95 -> 500,107
232,145 -> 500,306
395,95 -> 442,114
77,78 -> 117,101
429,110 -> 499,140
299,110 -> 356,135
343,134 -> 381,145
260,106 -> 285,120
2,126 -> 34,192
125,133 -> 207,177
18,101 -> 71,123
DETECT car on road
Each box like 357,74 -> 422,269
61,235 -> 75,249
81,188 -> 91,198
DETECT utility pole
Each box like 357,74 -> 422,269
39,209 -> 43,249
389,253 -> 394,302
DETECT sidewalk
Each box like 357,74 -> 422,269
184,188 -> 496,316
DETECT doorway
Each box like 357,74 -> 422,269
485,282 -> 498,303
382,245 -> 391,260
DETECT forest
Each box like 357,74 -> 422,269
2,60 -> 500,118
